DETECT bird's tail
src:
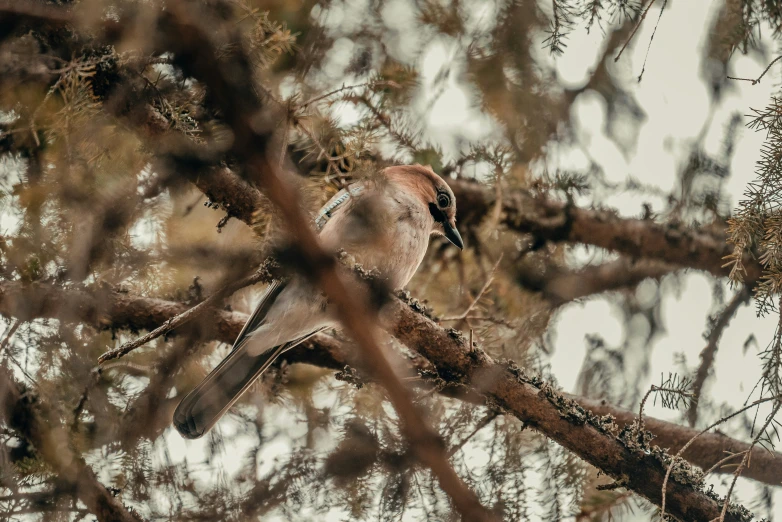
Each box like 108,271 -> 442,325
173,331 -> 320,439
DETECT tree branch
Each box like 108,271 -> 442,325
576,395 -> 781,488
179,167 -> 269,227
448,178 -> 760,281
151,3 -> 496,520
97,263 -> 277,363
0,279 -> 769,517
169,163 -> 760,282
0,368 -> 141,522
386,294 -> 747,522
686,286 -> 752,426
516,256 -> 678,306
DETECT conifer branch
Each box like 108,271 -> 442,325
157,3 -> 495,519
0,279 -> 767,517
687,286 -> 752,426
0,368 -> 141,522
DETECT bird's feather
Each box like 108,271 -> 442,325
173,187 -> 362,439
173,325 -> 325,439
173,166 -> 455,439
229,280 -> 286,354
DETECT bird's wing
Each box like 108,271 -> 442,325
228,183 -> 364,351
314,184 -> 364,232
228,279 -> 286,354
173,326 -> 326,439
173,183 -> 365,439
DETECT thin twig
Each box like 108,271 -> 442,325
447,411 -> 498,457
440,254 -> 503,325
638,384 -> 692,433
687,286 -> 751,426
701,450 -> 749,477
728,55 -> 782,85
353,94 -> 419,152
300,81 -> 393,109
718,401 -> 781,522
71,367 -> 102,433
614,0 -> 658,62
660,395 -> 781,519
636,0 -> 668,82
440,315 -> 515,328
97,268 -> 271,363
0,320 -> 21,353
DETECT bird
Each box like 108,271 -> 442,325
173,164 -> 463,439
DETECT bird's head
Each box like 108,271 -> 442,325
385,164 -> 463,249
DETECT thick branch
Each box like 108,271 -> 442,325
97,263 -> 278,363
174,164 -> 760,281
180,167 -> 268,227
447,179 -> 760,281
516,257 -> 677,305
577,396 -> 781,487
386,295 -> 747,522
0,280 -> 767,518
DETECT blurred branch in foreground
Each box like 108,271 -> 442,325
0,278 -> 761,521
0,367 -> 140,522
2,0 -> 781,520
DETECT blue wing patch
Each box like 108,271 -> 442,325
314,185 -> 364,231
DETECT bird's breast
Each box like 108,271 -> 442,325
319,191 -> 432,289
357,200 -> 431,288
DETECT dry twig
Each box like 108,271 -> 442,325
687,286 -> 752,426
98,267 -> 271,363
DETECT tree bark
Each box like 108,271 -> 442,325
0,280 -> 765,520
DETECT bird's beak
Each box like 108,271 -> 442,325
442,220 -> 464,250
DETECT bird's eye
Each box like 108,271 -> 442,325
437,193 -> 451,208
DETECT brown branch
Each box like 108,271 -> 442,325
516,256 -> 677,306
386,295 -> 748,521
0,369 -> 141,522
156,3 -> 495,520
448,178 -> 761,282
0,1 -> 73,33
18,279 -> 744,519
97,265 -> 275,363
180,167 -> 269,227
686,286 -> 752,426
659,395 -> 779,520
1,280 -> 780,496
574,396 -> 782,485
0,279 -> 344,368
171,164 -> 761,282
